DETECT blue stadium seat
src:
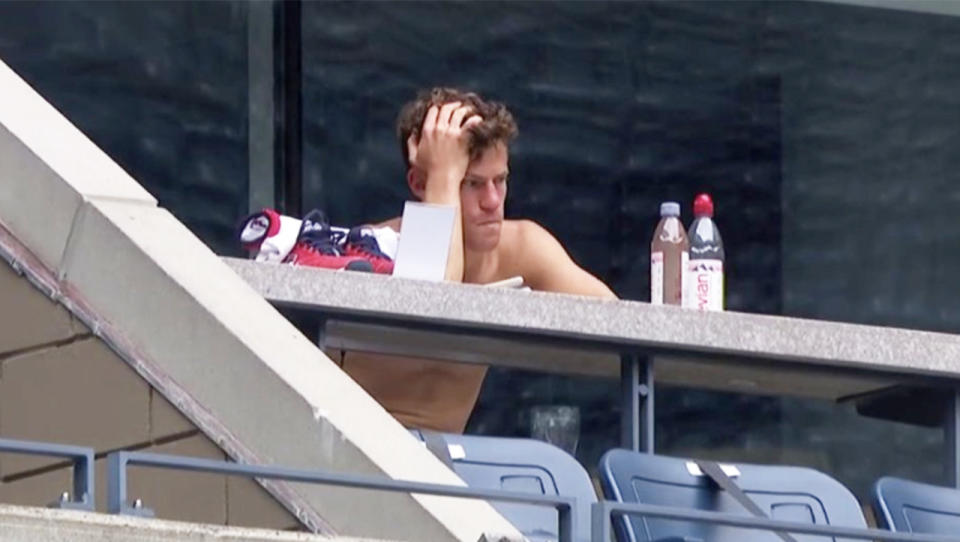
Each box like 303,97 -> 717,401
873,476 -> 960,535
598,448 -> 867,542
411,431 -> 597,542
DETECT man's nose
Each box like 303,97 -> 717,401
479,181 -> 502,209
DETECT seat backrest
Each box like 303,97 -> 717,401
412,431 -> 597,542
598,448 -> 867,542
873,476 -> 960,534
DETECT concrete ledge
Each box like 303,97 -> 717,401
224,258 -> 960,381
0,504 -> 383,542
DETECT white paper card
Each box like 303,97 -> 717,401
392,201 -> 456,281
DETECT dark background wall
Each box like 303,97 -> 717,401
0,0 -> 249,257
776,2 -> 960,332
0,0 -> 956,499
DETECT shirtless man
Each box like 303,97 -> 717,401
339,87 -> 616,432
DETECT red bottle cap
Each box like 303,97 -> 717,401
693,193 -> 714,218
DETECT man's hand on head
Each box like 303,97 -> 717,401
408,101 -> 482,202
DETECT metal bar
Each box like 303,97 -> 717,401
591,500 -> 613,542
316,315 -> 328,350
946,388 -> 960,488
641,358 -> 654,454
620,355 -> 640,451
592,500 -> 960,542
108,451 -> 576,542
273,0 -> 302,216
107,452 -> 153,517
106,451 -> 125,514
0,437 -> 94,510
556,501 -> 574,542
71,453 -> 92,509
620,355 -> 654,453
246,0 -> 276,213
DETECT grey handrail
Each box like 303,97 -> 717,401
7,439 -> 956,542
0,437 -> 95,510
590,500 -> 960,542
107,450 -> 575,542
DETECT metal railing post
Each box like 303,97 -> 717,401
70,449 -> 93,509
946,388 -> 960,488
591,501 -> 614,542
641,358 -> 655,454
556,499 -> 575,542
107,451 -> 154,517
620,354 -> 640,451
620,355 -> 654,453
0,437 -> 95,510
106,451 -> 125,514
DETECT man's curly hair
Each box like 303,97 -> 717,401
396,87 -> 518,166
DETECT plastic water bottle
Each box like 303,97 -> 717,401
684,194 -> 724,311
651,202 -> 689,305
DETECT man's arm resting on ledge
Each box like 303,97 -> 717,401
516,220 -> 617,299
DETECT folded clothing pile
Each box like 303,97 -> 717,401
238,208 -> 397,274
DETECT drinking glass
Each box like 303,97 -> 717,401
529,405 -> 580,456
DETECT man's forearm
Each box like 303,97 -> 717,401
408,100 -> 478,284
424,175 -> 464,282
445,210 -> 464,282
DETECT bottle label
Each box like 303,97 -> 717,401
680,251 -> 689,306
684,259 -> 723,311
651,251 -> 663,305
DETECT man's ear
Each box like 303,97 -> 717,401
407,168 -> 426,200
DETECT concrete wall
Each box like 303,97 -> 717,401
0,504 -> 382,542
0,261 -> 300,529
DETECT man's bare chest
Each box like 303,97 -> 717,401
463,248 -> 526,286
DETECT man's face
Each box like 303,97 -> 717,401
460,142 -> 508,252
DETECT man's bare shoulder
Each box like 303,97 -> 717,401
502,218 -> 546,237
500,219 -> 617,298
498,219 -> 560,270
499,219 -> 541,252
